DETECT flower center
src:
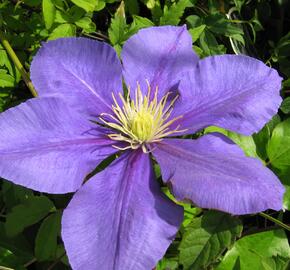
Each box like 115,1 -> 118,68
131,110 -> 154,141
99,83 -> 185,152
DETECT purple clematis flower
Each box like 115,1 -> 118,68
0,26 -> 285,269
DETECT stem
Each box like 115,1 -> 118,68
259,212 -> 290,231
23,258 -> 37,268
82,31 -> 109,41
47,252 -> 66,270
0,266 -> 14,270
265,160 -> 271,166
82,33 -> 107,42
0,31 -> 37,97
228,19 -> 247,24
242,225 -> 281,237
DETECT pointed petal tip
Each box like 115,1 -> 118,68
121,25 -> 198,100
176,54 -> 283,136
0,97 -> 116,194
153,135 -> 285,216
31,37 -> 122,116
62,150 -> 183,270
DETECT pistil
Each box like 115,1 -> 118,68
99,83 -> 186,152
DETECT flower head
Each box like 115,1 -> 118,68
0,26 -> 285,270
101,83 -> 184,151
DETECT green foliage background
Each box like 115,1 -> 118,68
0,0 -> 290,269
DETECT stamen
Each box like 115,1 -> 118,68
99,83 -> 187,152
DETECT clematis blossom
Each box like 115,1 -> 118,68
0,26 -> 285,269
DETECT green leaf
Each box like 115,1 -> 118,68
157,257 -> 179,270
142,0 -> 162,21
56,244 -> 70,266
42,0 -> 56,29
272,256 -> 290,270
0,48 -> 15,76
216,230 -> 290,270
48,23 -> 76,40
205,14 -> 244,36
253,115 -> 280,160
193,45 -> 203,57
179,210 -> 242,270
228,133 -> 258,158
54,10 -> 70,24
5,196 -> 55,237
35,211 -> 61,261
283,185 -> 290,210
162,187 -> 201,227
0,69 -> 15,88
186,15 -> 203,28
280,97 -> 290,114
159,0 -> 193,25
67,5 -> 86,22
233,0 -> 244,12
267,118 -> 290,172
0,247 -> 26,270
199,30 -> 226,56
189,25 -> 206,42
75,17 -> 96,33
0,222 -> 34,261
208,0 -> 220,13
0,45 -> 24,87
108,2 -> 127,46
125,0 -> 139,15
282,78 -> 290,88
69,0 -> 97,12
95,0 -> 106,11
131,15 -> 154,28
205,126 -> 258,158
230,34 -> 245,46
52,0 -> 65,9
276,32 -> 290,57
125,16 -> 154,39
1,181 -> 34,210
23,0 -> 42,6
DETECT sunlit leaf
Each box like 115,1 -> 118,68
160,0 -> 193,26
42,0 -> 56,29
48,23 -> 76,40
69,0 -> 96,12
267,119 -> 290,172
216,230 -> 290,270
179,210 -> 242,270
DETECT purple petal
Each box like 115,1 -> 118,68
62,150 -> 183,270
31,37 -> 122,116
0,98 -> 116,194
173,55 -> 282,135
121,26 -> 198,100
152,135 -> 284,215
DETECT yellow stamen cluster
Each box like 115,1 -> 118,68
99,83 -> 185,152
